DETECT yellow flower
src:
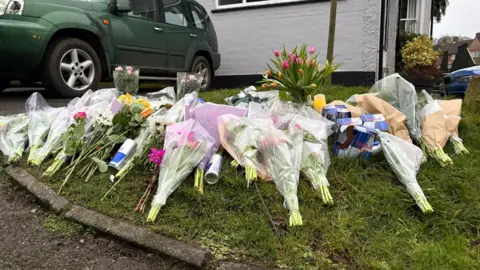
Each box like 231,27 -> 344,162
278,72 -> 283,79
140,107 -> 153,118
136,98 -> 150,108
118,93 -> 133,105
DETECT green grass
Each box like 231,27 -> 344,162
43,215 -> 85,236
11,85 -> 480,269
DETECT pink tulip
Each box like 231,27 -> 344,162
296,58 -> 303,65
282,60 -> 289,69
273,51 -> 280,57
289,53 -> 296,63
308,46 -> 316,54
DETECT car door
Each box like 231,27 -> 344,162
161,0 -> 195,74
110,0 -> 168,75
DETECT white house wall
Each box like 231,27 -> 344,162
198,0 -> 381,76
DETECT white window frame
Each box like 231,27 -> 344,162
215,0 -> 304,10
399,0 -> 418,33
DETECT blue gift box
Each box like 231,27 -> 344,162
322,105 -> 352,122
334,125 -> 378,160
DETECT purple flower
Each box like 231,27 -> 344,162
148,148 -> 165,165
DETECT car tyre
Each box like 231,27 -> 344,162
0,79 -> 10,92
42,38 -> 101,98
191,56 -> 212,91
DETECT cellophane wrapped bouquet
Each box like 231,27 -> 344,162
0,114 -> 29,163
147,119 -> 213,222
289,115 -> 334,205
188,103 -> 247,194
217,115 -> 271,185
378,131 -> 433,213
260,123 -> 304,226
113,66 -> 140,94
176,72 -> 203,99
25,93 -> 64,164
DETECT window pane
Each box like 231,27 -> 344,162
218,0 -> 242,6
190,5 -> 205,29
128,0 -> 157,21
164,0 -> 188,27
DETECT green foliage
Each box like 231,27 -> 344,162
61,120 -> 86,157
396,32 -> 422,72
433,0 -> 449,23
260,44 -> 340,103
402,36 -> 438,70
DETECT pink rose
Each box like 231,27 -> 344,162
115,66 -> 123,72
289,53 -> 296,63
126,66 -> 133,72
281,60 -> 290,69
308,46 -> 316,54
273,51 -> 280,57
73,112 -> 87,121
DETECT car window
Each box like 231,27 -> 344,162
189,4 -> 205,29
163,0 -> 188,27
127,0 -> 158,21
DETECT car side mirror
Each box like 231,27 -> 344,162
108,0 -> 132,14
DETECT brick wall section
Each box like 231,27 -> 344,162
198,0 -> 378,75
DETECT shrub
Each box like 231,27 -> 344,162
401,36 -> 438,70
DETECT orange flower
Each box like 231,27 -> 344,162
298,69 -> 304,76
261,83 -> 268,89
140,107 -> 153,118
266,69 -> 272,77
271,82 -> 278,88
306,58 -> 311,66
311,59 -> 316,67
278,72 -> 283,79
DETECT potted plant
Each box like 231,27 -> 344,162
400,36 -> 441,88
260,44 -> 340,104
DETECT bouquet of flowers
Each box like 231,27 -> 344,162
176,72 -> 203,99
113,66 -> 139,94
135,147 -> 166,213
73,94 -> 153,183
102,108 -> 169,201
188,103 -> 247,193
378,131 -> 433,213
29,108 -> 69,166
217,115 -> 272,185
260,44 -> 340,103
43,112 -> 87,180
225,86 -> 279,110
0,114 -> 29,164
438,99 -> 468,155
147,119 -> 212,222
25,93 -> 64,164
418,90 -> 453,166
289,115 -> 333,205
260,126 -> 304,226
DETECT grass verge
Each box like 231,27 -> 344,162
9,85 -> 480,269
43,215 -> 86,236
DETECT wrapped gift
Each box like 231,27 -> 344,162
322,105 -> 352,122
334,125 -> 378,160
360,114 -> 390,132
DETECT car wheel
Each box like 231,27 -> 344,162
42,38 -> 101,98
191,56 -> 212,91
0,78 -> 10,92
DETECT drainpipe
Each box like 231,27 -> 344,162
430,0 -> 434,37
378,0 -> 386,80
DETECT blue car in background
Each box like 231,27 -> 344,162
441,66 -> 480,96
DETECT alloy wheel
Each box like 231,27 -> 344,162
59,49 -> 95,91
195,62 -> 209,89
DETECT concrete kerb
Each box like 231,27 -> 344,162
3,165 -> 212,269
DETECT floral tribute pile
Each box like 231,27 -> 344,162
0,54 -> 469,226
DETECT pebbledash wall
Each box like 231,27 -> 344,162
202,0 -> 394,88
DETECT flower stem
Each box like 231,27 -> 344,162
147,205 -> 162,222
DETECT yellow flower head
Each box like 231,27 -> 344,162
136,98 -> 150,108
118,93 -> 133,105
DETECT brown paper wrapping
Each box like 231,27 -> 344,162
421,110 -> 449,150
352,93 -> 377,107
327,100 -> 364,117
357,95 -> 412,143
438,99 -> 462,117
438,99 -> 463,140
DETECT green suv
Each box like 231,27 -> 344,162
0,0 -> 220,97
